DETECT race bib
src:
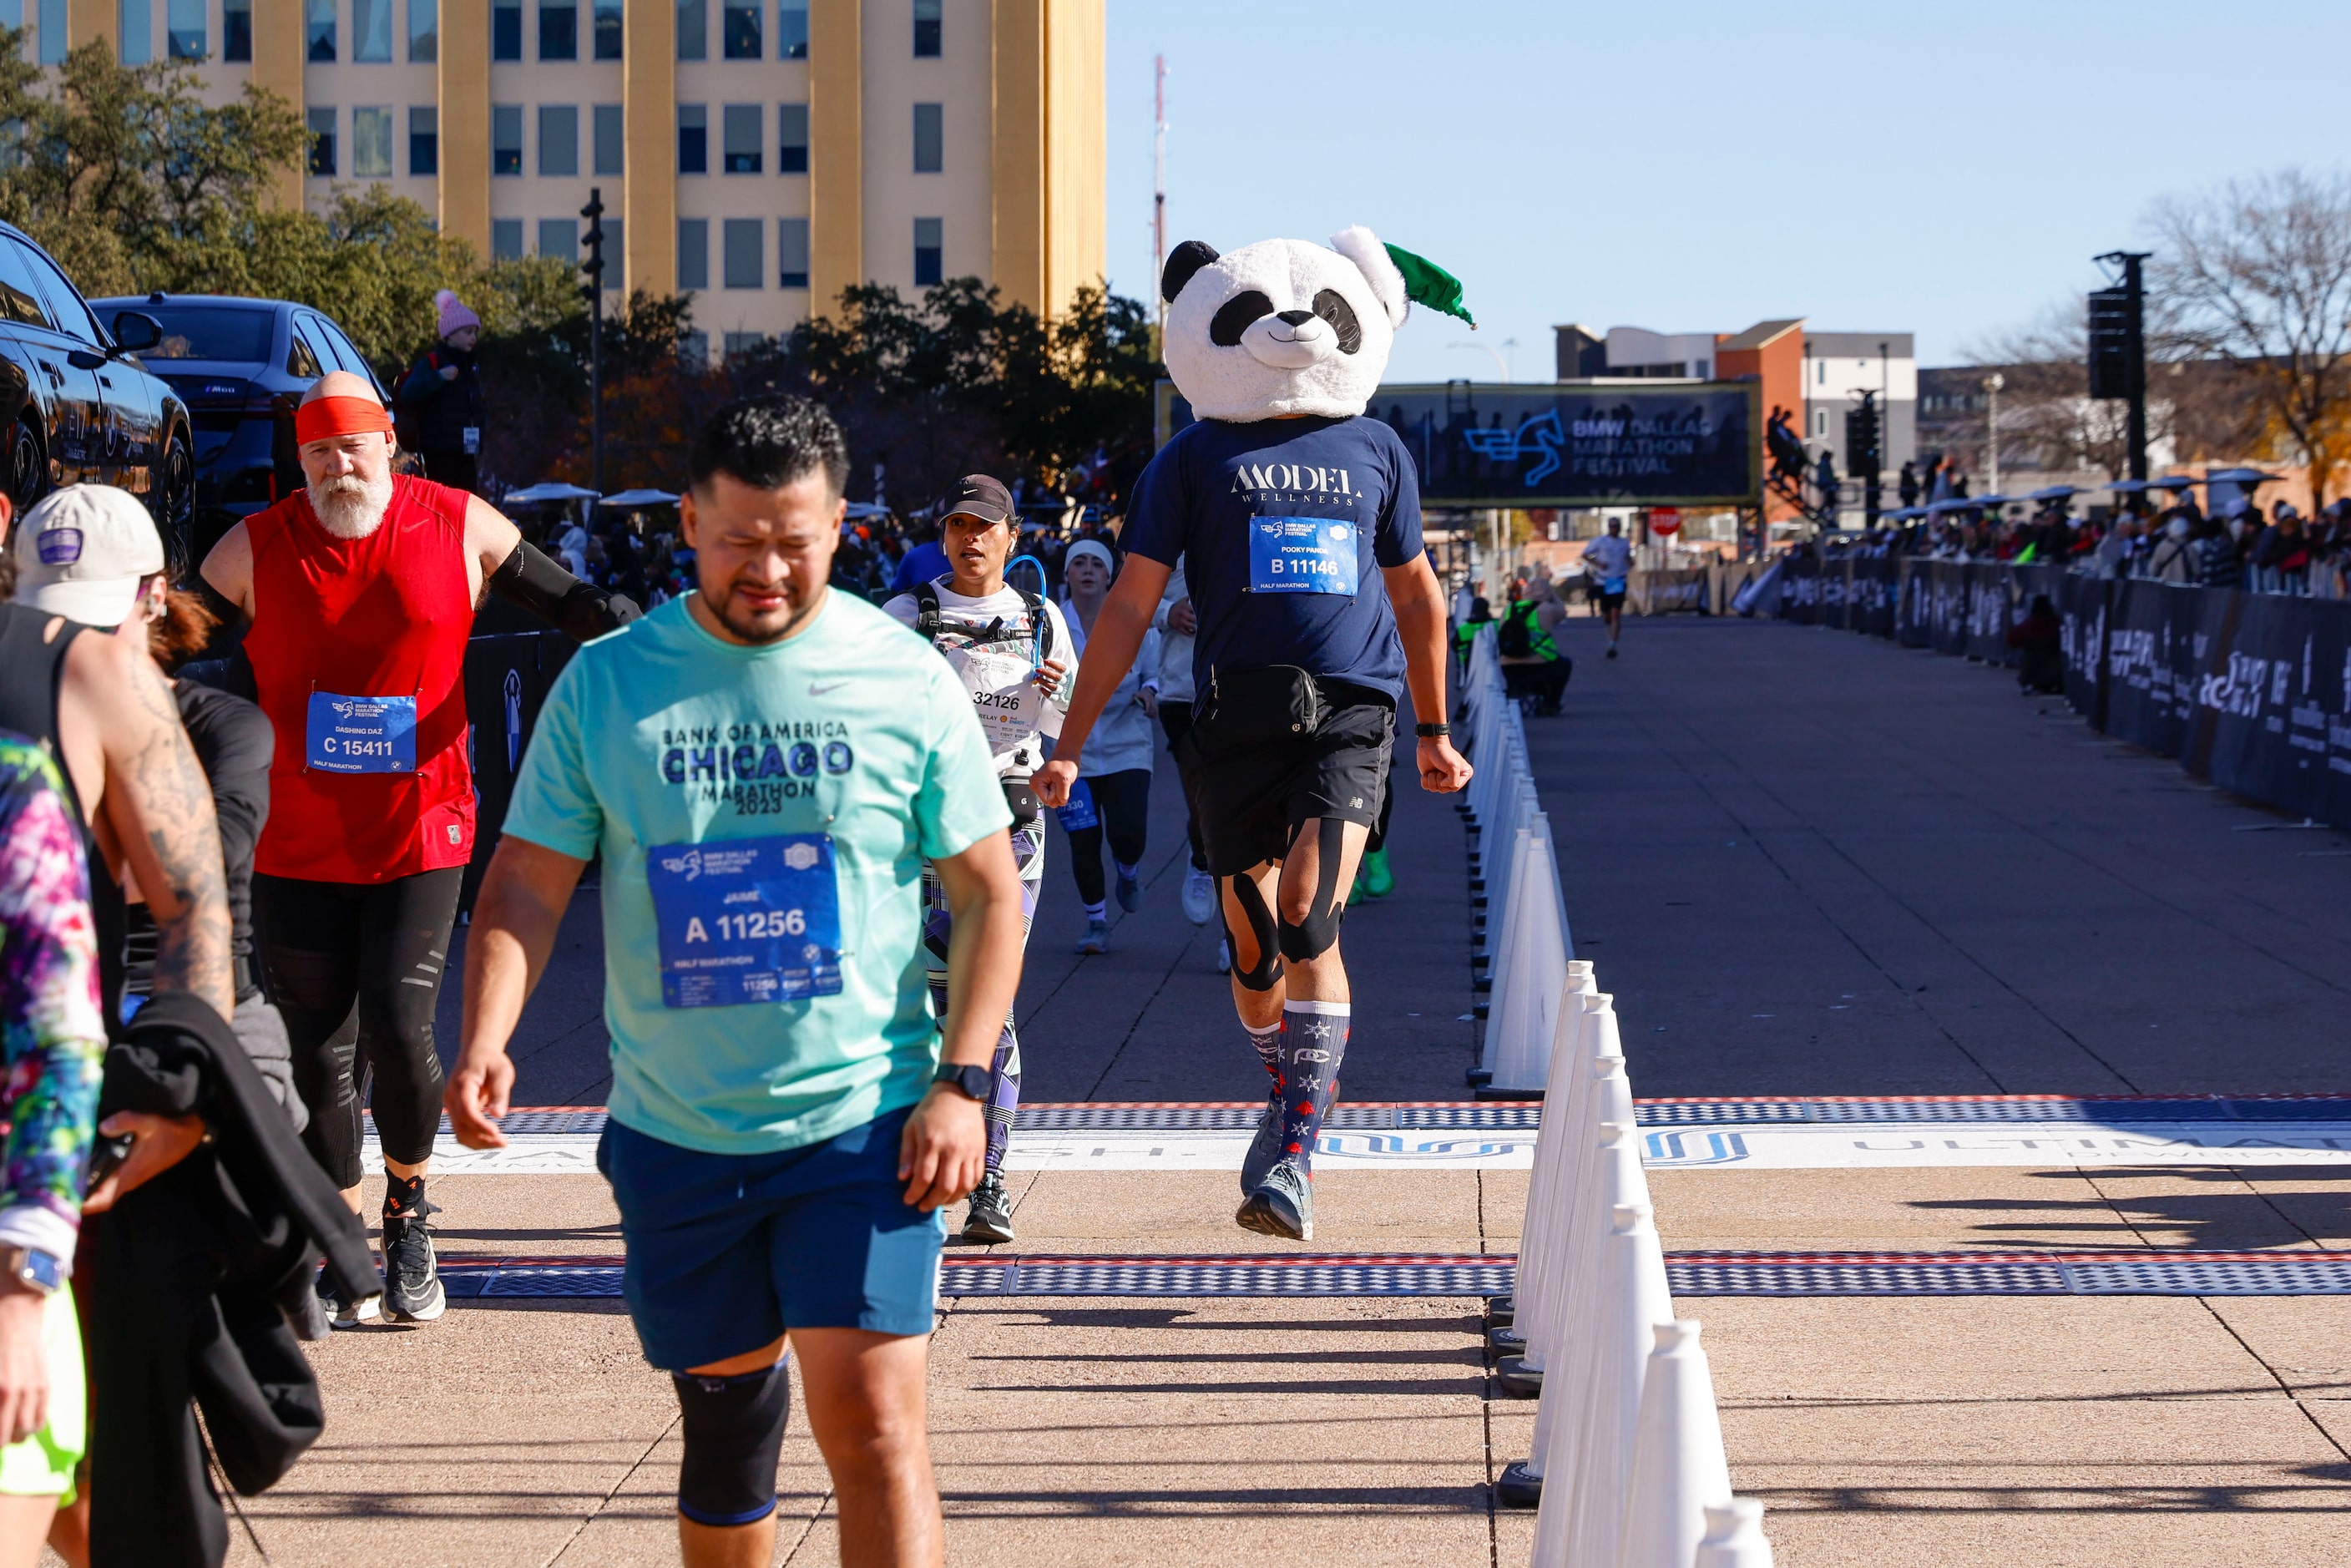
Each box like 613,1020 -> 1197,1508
1054,778 -> 1099,832
948,644 -> 1050,751
462,426 -> 482,455
306,692 -> 417,773
645,835 -> 843,1008
1248,517 -> 1358,595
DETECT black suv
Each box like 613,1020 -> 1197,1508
0,223 -> 193,549
88,292 -> 392,564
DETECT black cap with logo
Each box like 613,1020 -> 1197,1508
940,473 -> 1014,527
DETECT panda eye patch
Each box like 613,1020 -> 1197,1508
1312,290 -> 1363,354
1210,291 -> 1275,347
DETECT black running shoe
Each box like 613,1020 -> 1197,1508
1235,1156 -> 1313,1242
382,1206 -> 446,1323
962,1173 -> 1015,1243
1240,1090 -> 1284,1196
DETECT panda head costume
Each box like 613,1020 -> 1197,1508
1160,225 -> 1472,423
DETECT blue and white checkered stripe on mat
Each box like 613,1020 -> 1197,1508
433,1252 -> 2351,1300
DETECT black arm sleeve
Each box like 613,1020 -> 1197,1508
488,539 -> 643,641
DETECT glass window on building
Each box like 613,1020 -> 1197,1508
351,107 -> 392,176
353,0 -> 391,58
407,0 -> 434,59
677,219 -> 709,290
38,0 -> 65,63
722,219 -> 761,289
221,0 -> 250,58
599,219 -> 622,291
776,0 -> 803,57
912,102 -> 941,173
306,107 -> 336,175
538,0 -> 574,58
593,104 -> 624,176
676,104 -> 706,175
720,104 -> 760,174
776,102 -> 807,173
305,0 -> 331,58
409,105 -> 437,175
680,331 -> 708,371
593,0 -> 619,57
118,0 -> 149,63
777,218 -> 808,289
675,0 -> 703,57
723,331 -> 766,358
720,0 -> 755,57
538,104 -> 578,177
912,0 -> 938,56
165,0 -> 202,60
491,0 -> 518,57
492,104 -> 523,175
492,219 -> 523,260
913,216 -> 941,287
538,219 -> 579,265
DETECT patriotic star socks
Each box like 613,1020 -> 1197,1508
1245,1019 -> 1282,1089
1276,1000 -> 1351,1171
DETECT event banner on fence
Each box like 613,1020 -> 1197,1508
1779,555 -> 2351,832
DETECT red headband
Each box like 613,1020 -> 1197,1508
295,395 -> 394,448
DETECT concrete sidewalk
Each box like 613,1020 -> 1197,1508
213,615 -> 2351,1566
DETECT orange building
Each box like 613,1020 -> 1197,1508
1716,319 -> 1805,521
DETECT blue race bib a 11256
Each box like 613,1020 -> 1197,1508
306,692 -> 418,773
645,834 -> 844,1008
1247,517 -> 1358,595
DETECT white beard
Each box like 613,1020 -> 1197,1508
309,472 -> 395,539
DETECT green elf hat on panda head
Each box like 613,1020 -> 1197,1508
1329,226 -> 1474,330
1384,242 -> 1475,328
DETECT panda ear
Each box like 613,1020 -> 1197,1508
1330,225 -> 1408,329
1160,240 -> 1219,305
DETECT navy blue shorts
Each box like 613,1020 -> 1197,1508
597,1105 -> 946,1371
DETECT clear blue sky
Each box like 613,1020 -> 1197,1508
1105,0 -> 2351,382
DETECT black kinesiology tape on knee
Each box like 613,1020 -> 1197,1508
489,539 -> 643,641
1276,818 -> 1351,963
1225,873 -> 1285,992
672,1364 -> 790,1527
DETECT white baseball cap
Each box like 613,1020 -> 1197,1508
8,484 -> 165,627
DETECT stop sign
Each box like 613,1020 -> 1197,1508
1649,508 -> 1682,536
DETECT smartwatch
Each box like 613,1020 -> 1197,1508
0,1247 -> 61,1297
1414,722 -> 1451,738
932,1062 -> 993,1101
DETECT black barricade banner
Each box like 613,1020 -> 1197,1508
1782,554 -> 1820,625
1928,562 -> 1968,655
1858,559 -> 1898,639
1898,559 -> 1932,647
2102,581 -> 2196,756
461,630 -> 579,909
2197,591 -> 2338,820
2060,574 -> 2107,721
1819,561 -> 1849,630
1964,564 -> 2010,662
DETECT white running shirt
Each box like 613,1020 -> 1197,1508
882,578 -> 1074,777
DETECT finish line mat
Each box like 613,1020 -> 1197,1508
372,1097 -> 2351,1175
430,1250 -> 2351,1300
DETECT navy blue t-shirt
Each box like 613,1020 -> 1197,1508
1121,415 -> 1424,700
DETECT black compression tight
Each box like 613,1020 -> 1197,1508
256,867 -> 460,1190
1065,768 -> 1151,907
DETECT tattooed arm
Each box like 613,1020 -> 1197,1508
58,631 -> 233,1019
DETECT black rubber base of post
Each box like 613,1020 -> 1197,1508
1495,1357 -> 1543,1399
1464,1065 -> 1494,1086
1495,1460 -> 1542,1509
1474,1085 -> 1544,1101
1487,1295 -> 1514,1326
1487,1323 -> 1527,1353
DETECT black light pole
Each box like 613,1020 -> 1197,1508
581,188 -> 607,496
2092,250 -> 2151,482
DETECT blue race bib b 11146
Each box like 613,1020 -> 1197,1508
1248,517 -> 1358,595
645,834 -> 845,1008
306,692 -> 418,773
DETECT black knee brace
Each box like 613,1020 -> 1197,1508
673,1363 -> 790,1527
1224,873 -> 1284,992
1277,818 -> 1351,963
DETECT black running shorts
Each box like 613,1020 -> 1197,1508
1177,691 -> 1393,876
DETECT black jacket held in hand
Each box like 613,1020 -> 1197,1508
87,992 -> 379,1568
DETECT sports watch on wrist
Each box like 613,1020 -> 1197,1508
1415,722 -> 1451,738
0,1247 -> 62,1297
932,1062 -> 992,1101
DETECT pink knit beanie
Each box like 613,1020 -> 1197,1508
435,289 -> 482,338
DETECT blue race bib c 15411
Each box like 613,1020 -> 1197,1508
305,692 -> 418,773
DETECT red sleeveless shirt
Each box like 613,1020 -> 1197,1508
245,475 -> 477,883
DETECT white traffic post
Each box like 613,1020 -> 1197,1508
1693,1500 -> 1774,1568
1485,813 -> 1568,1094
1615,1320 -> 1733,1568
1490,962 -> 1597,1343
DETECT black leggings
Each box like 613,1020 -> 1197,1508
1156,701 -> 1207,871
1064,769 -> 1151,907
255,867 -> 460,1189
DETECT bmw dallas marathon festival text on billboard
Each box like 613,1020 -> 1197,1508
1154,381 -> 1763,508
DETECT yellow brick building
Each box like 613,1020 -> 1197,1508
42,0 -> 1104,356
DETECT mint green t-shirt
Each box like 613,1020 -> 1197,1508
503,590 -> 1013,1154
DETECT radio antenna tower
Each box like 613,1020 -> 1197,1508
1153,54 -> 1168,334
